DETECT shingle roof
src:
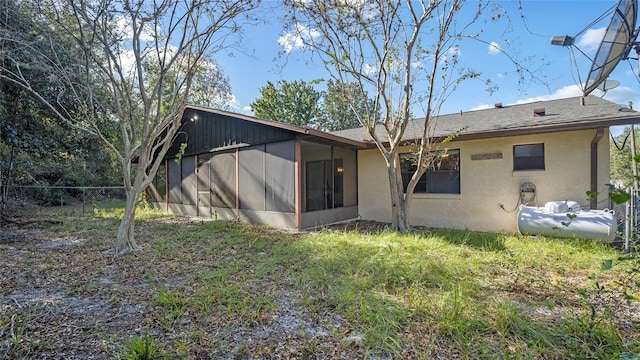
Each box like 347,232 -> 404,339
331,95 -> 640,144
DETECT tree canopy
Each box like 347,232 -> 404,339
610,127 -> 638,188
250,78 -> 374,131
0,0 -> 120,203
319,79 -> 374,131
0,0 -> 258,254
250,80 -> 322,127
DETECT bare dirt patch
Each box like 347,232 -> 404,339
0,215 -> 358,359
1,215 -> 638,359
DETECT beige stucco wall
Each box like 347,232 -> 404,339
357,128 -> 610,233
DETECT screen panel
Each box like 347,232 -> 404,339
239,145 -> 266,210
211,151 -> 236,208
265,141 -> 295,213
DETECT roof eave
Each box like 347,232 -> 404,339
452,115 -> 640,142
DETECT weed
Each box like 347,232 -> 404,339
10,308 -> 30,346
154,288 -> 187,330
117,332 -> 162,360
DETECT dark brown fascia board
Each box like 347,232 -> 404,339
184,105 -> 369,149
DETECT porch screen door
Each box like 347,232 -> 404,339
306,161 -> 327,211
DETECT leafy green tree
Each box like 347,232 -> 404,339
251,79 -> 374,131
189,59 -> 234,110
0,0 -> 120,204
319,79 -> 374,131
0,0 -> 258,254
610,127 -> 637,188
250,80 -> 322,127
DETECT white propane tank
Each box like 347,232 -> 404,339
517,203 -> 616,243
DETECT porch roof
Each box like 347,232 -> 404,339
185,105 -> 369,149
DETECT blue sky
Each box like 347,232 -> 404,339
215,0 -> 639,134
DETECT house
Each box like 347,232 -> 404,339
149,95 -> 640,233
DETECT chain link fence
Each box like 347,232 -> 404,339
2,185 -> 125,215
610,188 -> 640,253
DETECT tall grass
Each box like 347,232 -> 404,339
39,204 -> 636,358
292,227 -> 638,358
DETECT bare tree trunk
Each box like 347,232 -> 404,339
0,152 -> 4,205
387,153 -> 410,232
114,190 -> 141,254
2,146 -> 14,203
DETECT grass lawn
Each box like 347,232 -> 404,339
1,203 -> 639,359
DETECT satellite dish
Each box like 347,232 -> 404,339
551,0 -> 638,96
595,79 -> 620,91
584,0 -> 637,96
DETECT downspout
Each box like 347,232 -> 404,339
590,127 -> 604,209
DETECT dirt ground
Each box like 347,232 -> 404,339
1,208 -> 639,359
0,211 -> 369,359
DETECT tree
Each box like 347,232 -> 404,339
319,79 -> 374,131
282,0 -> 525,231
610,127 -> 637,188
250,79 -> 322,127
0,0 -> 120,204
0,0 -> 258,254
188,59 -> 234,110
251,78 -> 373,131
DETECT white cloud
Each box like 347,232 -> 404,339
278,32 -> 304,53
363,63 -> 377,76
225,95 -> 254,115
576,27 -> 605,52
513,84 -> 583,104
116,48 -> 137,78
496,72 -> 506,79
488,41 -> 501,55
469,85 -> 582,111
470,104 -> 492,111
601,85 -> 635,105
278,23 -> 321,53
440,47 -> 460,63
226,95 -> 242,111
115,15 -> 154,42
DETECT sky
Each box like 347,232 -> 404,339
212,0 -> 640,135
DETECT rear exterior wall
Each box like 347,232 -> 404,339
356,129 -> 610,233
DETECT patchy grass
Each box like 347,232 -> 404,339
0,204 -> 638,359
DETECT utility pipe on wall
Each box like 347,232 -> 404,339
590,127 -> 604,209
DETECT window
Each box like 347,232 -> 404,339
513,143 -> 545,171
401,150 -> 460,194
